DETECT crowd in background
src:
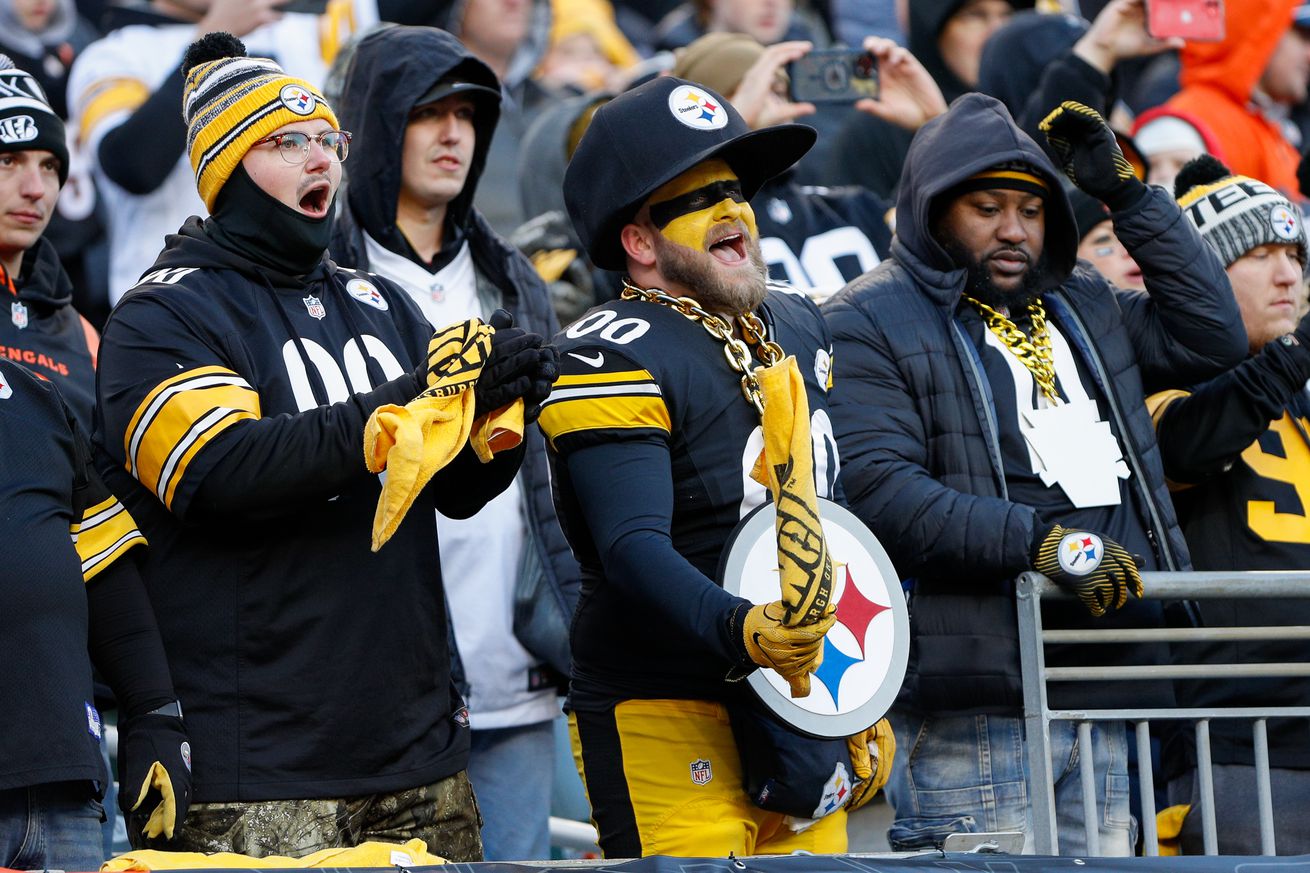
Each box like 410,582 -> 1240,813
6,0 -> 1310,866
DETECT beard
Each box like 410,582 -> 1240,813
941,237 -> 1055,313
652,230 -> 769,315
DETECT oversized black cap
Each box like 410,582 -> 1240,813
564,76 -> 815,271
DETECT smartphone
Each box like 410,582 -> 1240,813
788,49 -> 879,104
1146,0 -> 1225,42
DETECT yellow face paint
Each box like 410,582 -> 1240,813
647,159 -> 757,251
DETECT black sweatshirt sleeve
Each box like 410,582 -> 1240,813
96,294 -> 428,521
96,67 -> 188,195
563,438 -> 753,667
1152,338 -> 1310,483
86,557 -> 177,720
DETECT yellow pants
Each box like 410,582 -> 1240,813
569,698 -> 848,858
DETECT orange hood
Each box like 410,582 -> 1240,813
1179,0 -> 1299,104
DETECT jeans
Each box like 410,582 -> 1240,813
1168,763 -> 1310,855
468,721 -> 553,861
885,709 -> 1134,856
0,782 -> 106,871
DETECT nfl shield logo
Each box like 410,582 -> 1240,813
11,301 -> 27,329
303,295 -> 326,320
690,758 -> 712,785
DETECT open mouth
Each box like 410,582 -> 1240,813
298,181 -> 331,217
708,232 -> 747,265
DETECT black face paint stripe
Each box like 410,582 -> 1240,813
648,179 -> 746,229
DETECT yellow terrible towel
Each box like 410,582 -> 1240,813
364,319 -> 523,551
749,355 -> 834,628
102,838 -> 444,870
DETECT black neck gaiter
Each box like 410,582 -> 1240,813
210,164 -> 334,277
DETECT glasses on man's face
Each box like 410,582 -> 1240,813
252,130 -> 352,165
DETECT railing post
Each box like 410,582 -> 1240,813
1136,721 -> 1158,856
1017,572 -> 1058,855
1253,719 -> 1276,856
1196,719 -> 1218,855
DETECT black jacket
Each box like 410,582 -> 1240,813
94,217 -> 524,800
332,25 -> 580,679
1,236 -> 96,431
824,94 -> 1245,715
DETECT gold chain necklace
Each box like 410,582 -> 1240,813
963,295 -> 1061,404
621,280 -> 783,416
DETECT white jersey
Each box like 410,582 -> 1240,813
68,0 -> 377,305
364,230 -> 559,729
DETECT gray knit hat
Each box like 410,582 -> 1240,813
1176,155 -> 1307,271
0,54 -> 68,185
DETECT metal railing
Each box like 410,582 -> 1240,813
1016,570 -> 1310,857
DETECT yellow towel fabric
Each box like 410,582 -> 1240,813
364,319 -> 523,551
102,838 -> 445,870
1156,803 -> 1191,856
127,761 -> 182,840
749,355 -> 834,627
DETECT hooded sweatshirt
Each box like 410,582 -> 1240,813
825,93 -> 1242,713
332,25 -> 579,725
94,216 -> 523,801
1159,0 -> 1302,195
0,237 -> 97,431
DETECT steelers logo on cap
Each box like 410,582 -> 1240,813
1271,204 -> 1301,241
279,84 -> 317,115
667,84 -> 728,131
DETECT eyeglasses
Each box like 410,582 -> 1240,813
251,130 -> 352,164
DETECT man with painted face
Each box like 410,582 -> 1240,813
538,76 -> 892,858
92,33 -> 553,859
825,96 -> 1243,853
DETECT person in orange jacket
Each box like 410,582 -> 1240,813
1145,0 -> 1307,198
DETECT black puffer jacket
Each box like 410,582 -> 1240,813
331,25 -> 579,679
824,94 -> 1245,714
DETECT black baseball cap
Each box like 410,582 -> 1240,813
564,75 -> 815,271
416,77 -> 502,107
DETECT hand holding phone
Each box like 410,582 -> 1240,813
788,49 -> 880,104
1145,0 -> 1225,42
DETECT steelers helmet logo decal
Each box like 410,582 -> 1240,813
1058,531 -> 1103,576
668,84 -> 728,131
279,84 -> 317,115
1271,204 -> 1300,241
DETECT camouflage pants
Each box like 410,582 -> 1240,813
143,771 -> 482,862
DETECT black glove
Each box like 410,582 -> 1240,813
475,309 -> 552,418
1039,101 -> 1146,211
1031,524 -> 1143,617
118,712 -> 192,843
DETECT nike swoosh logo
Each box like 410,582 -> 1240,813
569,351 -> 605,368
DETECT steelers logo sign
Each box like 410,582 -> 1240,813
279,84 -> 317,115
720,498 -> 909,738
1271,204 -> 1301,242
1058,531 -> 1103,576
667,84 -> 728,131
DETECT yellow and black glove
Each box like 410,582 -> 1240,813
736,600 -> 835,697
846,717 -> 896,813
1038,100 -> 1145,211
118,710 -> 191,842
1032,524 -> 1143,617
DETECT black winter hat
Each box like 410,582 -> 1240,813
0,55 -> 68,185
564,75 -> 815,271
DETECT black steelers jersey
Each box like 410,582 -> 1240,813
93,220 -> 481,802
539,285 -> 840,708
